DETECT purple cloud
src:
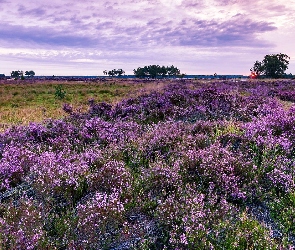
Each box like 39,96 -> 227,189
0,23 -> 98,47
0,0 -> 294,75
129,15 -> 277,48
18,6 -> 47,17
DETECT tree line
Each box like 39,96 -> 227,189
133,65 -> 181,78
104,54 -> 292,79
11,70 -> 35,80
103,65 -> 182,78
6,53 -> 292,80
104,54 -> 292,80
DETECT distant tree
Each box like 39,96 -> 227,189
25,70 -> 35,77
105,69 -> 125,77
263,54 -> 290,78
11,70 -> 23,80
108,70 -> 115,77
250,61 -> 264,78
115,69 -> 125,76
134,65 -> 181,78
251,53 -> 290,78
133,67 -> 148,78
147,65 -> 161,78
166,65 -> 180,77
160,66 -> 167,77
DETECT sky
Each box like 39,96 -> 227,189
0,0 -> 295,76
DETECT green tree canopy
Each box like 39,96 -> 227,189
11,70 -> 23,79
133,65 -> 180,78
103,69 -> 125,77
25,70 -> 35,77
250,53 -> 290,78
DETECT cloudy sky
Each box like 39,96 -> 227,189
0,0 -> 294,76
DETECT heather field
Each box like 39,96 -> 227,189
1,79 -> 295,249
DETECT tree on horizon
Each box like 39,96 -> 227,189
133,65 -> 180,78
250,53 -> 290,78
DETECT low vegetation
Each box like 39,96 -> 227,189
1,79 -> 295,249
0,80 -> 151,130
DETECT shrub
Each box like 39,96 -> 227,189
76,191 -> 125,248
0,196 -> 44,249
54,84 -> 66,99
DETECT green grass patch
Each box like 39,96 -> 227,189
270,192 -> 295,235
0,80 -> 145,128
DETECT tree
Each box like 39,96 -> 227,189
115,69 -> 125,76
133,67 -> 147,78
108,70 -> 115,77
250,61 -> 263,78
166,65 -> 180,77
262,54 -> 290,78
250,53 -> 290,78
11,70 -> 23,79
147,65 -> 160,78
133,65 -> 181,78
160,66 -> 167,77
104,69 -> 125,77
25,70 -> 35,77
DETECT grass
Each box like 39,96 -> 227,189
1,78 -> 293,131
0,79 -> 159,130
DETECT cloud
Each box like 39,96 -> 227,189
0,23 -> 98,48
0,0 -> 294,75
0,9 -> 277,53
18,5 -> 47,17
129,15 -> 277,48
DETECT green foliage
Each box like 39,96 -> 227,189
11,70 -> 35,79
25,70 -> 35,78
142,200 -> 158,214
10,70 -> 23,80
3,79 -> 295,248
262,54 -> 290,78
133,65 -> 180,78
43,210 -> 78,248
251,53 -> 290,78
54,84 -> 66,99
213,213 -> 279,249
250,61 -> 263,78
103,69 -> 125,77
270,192 -> 295,235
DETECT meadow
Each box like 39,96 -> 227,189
1,78 -> 295,249
0,79 -> 152,130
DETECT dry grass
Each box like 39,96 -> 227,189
0,79 -> 176,131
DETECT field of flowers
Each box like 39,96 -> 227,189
1,79 -> 295,249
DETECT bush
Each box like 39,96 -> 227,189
54,84 -> 66,99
